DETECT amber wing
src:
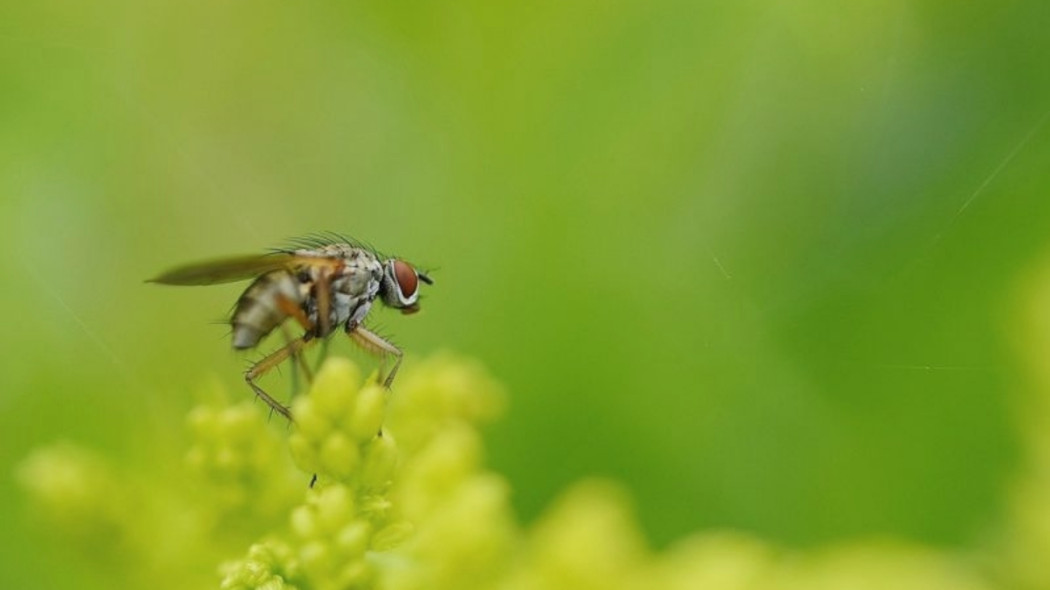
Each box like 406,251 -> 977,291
149,253 -> 339,286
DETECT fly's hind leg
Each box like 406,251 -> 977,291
245,334 -> 315,422
348,325 -> 404,389
281,324 -> 314,393
275,295 -> 316,391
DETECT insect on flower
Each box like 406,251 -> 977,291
149,235 -> 433,421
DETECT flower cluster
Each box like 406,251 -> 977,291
219,539 -> 303,590
11,351 -> 1050,590
185,398 -> 300,526
16,443 -> 130,553
219,354 -> 512,590
285,359 -> 390,484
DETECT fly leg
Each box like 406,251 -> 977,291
245,334 -> 315,421
348,325 -> 404,389
280,325 -> 313,394
274,297 -> 322,485
312,270 -> 334,373
276,295 -> 316,388
315,270 -> 332,337
314,337 -> 332,375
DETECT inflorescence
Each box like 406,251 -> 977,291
16,353 -> 1050,590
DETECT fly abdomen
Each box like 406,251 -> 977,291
231,271 -> 303,349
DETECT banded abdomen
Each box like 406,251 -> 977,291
231,270 -> 305,349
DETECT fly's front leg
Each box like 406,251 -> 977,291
348,325 -> 403,388
245,334 -> 315,421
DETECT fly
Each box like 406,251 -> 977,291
149,235 -> 433,421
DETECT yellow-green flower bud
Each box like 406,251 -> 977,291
220,539 -> 303,590
348,383 -> 386,442
290,505 -> 319,540
522,480 -> 649,589
315,485 -> 355,534
361,433 -> 399,489
292,398 -> 332,441
651,532 -> 773,590
299,540 -> 334,579
288,432 -> 320,475
311,358 -> 362,417
336,521 -> 372,556
396,426 -> 482,520
319,432 -> 361,480
222,404 -> 258,443
15,443 -> 125,548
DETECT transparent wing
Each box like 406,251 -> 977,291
148,253 -> 338,286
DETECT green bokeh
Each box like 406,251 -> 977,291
2,0 -> 1049,586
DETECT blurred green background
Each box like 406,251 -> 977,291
2,0 -> 1050,586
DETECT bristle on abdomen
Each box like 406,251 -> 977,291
230,271 -> 303,350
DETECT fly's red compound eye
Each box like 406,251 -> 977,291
393,259 -> 419,300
